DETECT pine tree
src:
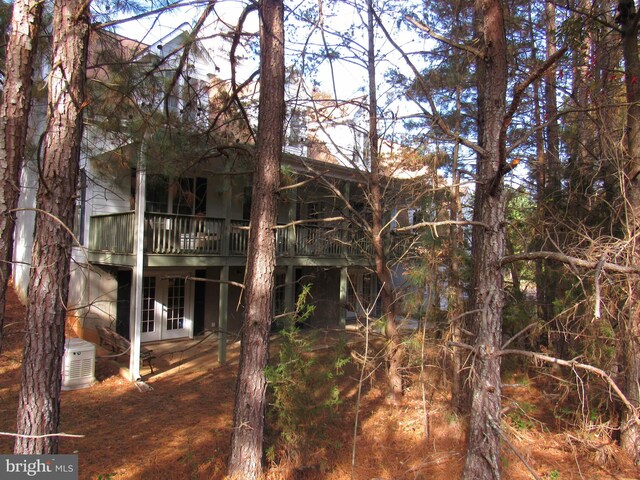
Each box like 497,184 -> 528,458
14,0 -> 90,454
0,0 -> 43,351
228,0 -> 285,477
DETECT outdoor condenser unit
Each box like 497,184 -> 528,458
62,338 -> 96,391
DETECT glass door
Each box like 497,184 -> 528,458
162,277 -> 190,339
140,273 -> 193,342
140,277 -> 161,342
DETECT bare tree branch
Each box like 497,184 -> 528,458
499,47 -> 568,166
404,15 -> 483,58
273,216 -> 345,229
164,1 -> 217,119
164,275 -> 245,290
371,9 -> 485,156
450,341 -> 640,423
95,1 -> 210,30
498,348 -> 637,420
227,3 -> 259,143
276,171 -> 326,192
396,219 -> 490,232
502,251 -> 640,274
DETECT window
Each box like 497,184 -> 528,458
347,271 -> 380,316
172,178 -> 195,215
242,186 -> 252,220
308,202 -> 321,225
73,169 -> 87,244
142,277 -> 156,333
146,175 -> 169,213
144,175 -> 206,215
274,272 -> 287,317
166,278 -> 185,331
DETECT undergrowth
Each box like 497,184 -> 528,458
265,285 -> 350,469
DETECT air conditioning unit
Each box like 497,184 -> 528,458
62,338 -> 96,391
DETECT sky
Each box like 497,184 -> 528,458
112,0 -> 419,100
110,0 -> 437,172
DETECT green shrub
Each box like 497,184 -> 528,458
265,285 -> 349,465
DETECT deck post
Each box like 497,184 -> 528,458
218,265 -> 229,364
285,265 -> 294,314
339,266 -> 348,330
287,186 -> 297,256
341,181 -> 350,255
129,141 -> 146,381
220,166 -> 232,257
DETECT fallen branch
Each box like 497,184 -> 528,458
448,341 -> 640,425
448,342 -> 640,426
502,251 -> 640,274
0,431 -> 85,439
498,348 -> 635,415
491,419 -> 542,480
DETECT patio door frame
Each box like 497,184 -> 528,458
140,270 -> 195,343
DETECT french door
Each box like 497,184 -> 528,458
140,272 -> 193,342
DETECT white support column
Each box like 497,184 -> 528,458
220,165 -> 232,257
129,142 -> 146,381
339,266 -> 348,330
217,164 -> 233,365
287,186 -> 297,256
218,265 -> 229,364
285,265 -> 294,314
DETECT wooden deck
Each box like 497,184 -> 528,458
88,212 -> 373,264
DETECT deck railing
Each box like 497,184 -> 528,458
229,220 -> 249,254
89,212 -> 135,254
89,212 -> 372,258
146,213 -> 225,254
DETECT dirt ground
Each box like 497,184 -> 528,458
1,284 -> 640,480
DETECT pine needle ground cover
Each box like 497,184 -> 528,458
1,284 -> 639,479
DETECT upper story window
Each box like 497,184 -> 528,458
172,177 -> 207,215
242,186 -> 252,221
144,174 -> 207,215
144,175 -> 168,213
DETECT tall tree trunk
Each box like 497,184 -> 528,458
366,0 -> 403,403
14,0 -> 90,454
618,0 -> 640,462
227,0 -> 285,478
463,0 -> 507,478
449,0 -> 468,414
540,0 -> 562,331
0,0 -> 43,352
450,95 -> 466,414
566,0 -> 594,226
530,5 -> 547,328
544,0 -> 561,201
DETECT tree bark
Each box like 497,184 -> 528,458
539,0 -> 562,332
566,0 -> 595,225
227,0 -> 285,478
450,97 -> 466,414
462,0 -> 507,478
366,0 -> 403,403
14,0 -> 90,454
449,1 -> 468,414
618,0 -> 640,462
0,0 -> 43,352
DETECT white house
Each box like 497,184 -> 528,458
13,25 -> 387,380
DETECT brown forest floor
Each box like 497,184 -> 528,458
1,284 -> 640,480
